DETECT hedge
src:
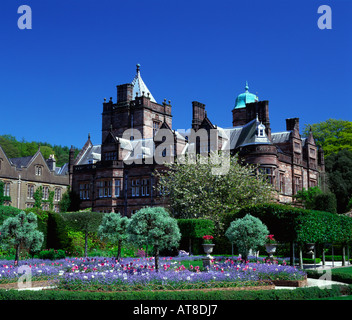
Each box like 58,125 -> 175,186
0,285 -> 350,300
177,219 -> 214,238
177,219 -> 214,255
231,203 -> 352,245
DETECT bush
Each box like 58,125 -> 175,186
234,203 -> 352,245
0,285 -> 349,300
225,214 -> 268,262
302,257 -> 322,264
36,249 -> 66,260
0,205 -> 21,224
313,193 -> 337,214
177,219 -> 214,255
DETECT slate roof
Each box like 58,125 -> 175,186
76,145 -> 101,165
131,64 -> 156,103
10,155 -> 35,168
271,131 -> 291,144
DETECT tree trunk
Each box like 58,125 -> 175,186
84,231 -> 88,257
116,239 -> 122,261
155,245 -> 159,272
299,246 -> 303,269
342,245 -> 346,266
290,241 -> 294,266
15,244 -> 20,265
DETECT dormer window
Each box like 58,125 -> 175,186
257,123 -> 266,137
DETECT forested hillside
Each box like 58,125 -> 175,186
0,134 -> 79,168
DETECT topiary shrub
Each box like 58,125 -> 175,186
225,214 -> 269,262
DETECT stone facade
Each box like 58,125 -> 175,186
70,67 -> 325,215
0,147 -> 69,211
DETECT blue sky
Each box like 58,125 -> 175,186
0,0 -> 351,149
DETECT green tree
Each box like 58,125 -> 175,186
225,214 -> 269,262
0,135 -> 20,158
0,211 -> 44,263
98,212 -> 130,261
313,192 -> 337,214
127,207 -> 181,271
303,119 -> 352,156
155,153 -> 274,232
0,134 -> 79,167
60,211 -> 104,257
40,146 -> 54,160
294,186 -> 323,209
325,149 -> 352,213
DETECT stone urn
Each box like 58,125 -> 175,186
202,244 -> 215,269
306,243 -> 315,255
202,244 -> 215,258
265,243 -> 277,261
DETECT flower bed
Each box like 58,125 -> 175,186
0,256 -> 307,291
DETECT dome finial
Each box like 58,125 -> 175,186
136,63 -> 141,73
245,81 -> 249,92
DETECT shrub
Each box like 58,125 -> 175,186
127,207 -> 181,271
313,192 -> 337,213
225,214 -> 269,262
234,203 -> 352,245
36,248 -> 66,260
0,285 -> 349,300
0,211 -> 44,262
177,219 -> 214,254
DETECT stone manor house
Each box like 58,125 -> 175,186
0,147 -> 69,211
68,65 -> 325,216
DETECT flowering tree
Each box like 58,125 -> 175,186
155,153 -> 275,232
225,214 -> 269,262
98,212 -> 129,261
0,211 -> 43,263
127,207 -> 181,271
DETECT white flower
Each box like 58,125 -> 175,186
186,276 -> 191,281
83,276 -> 88,279
91,275 -> 95,278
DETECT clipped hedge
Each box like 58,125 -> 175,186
177,219 -> 214,238
0,285 -> 350,300
306,269 -> 352,285
232,203 -> 352,245
177,219 -> 214,254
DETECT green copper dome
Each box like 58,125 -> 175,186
234,81 -> 258,109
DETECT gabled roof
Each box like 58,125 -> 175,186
76,144 -> 101,165
131,64 -> 156,103
10,155 -> 33,168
